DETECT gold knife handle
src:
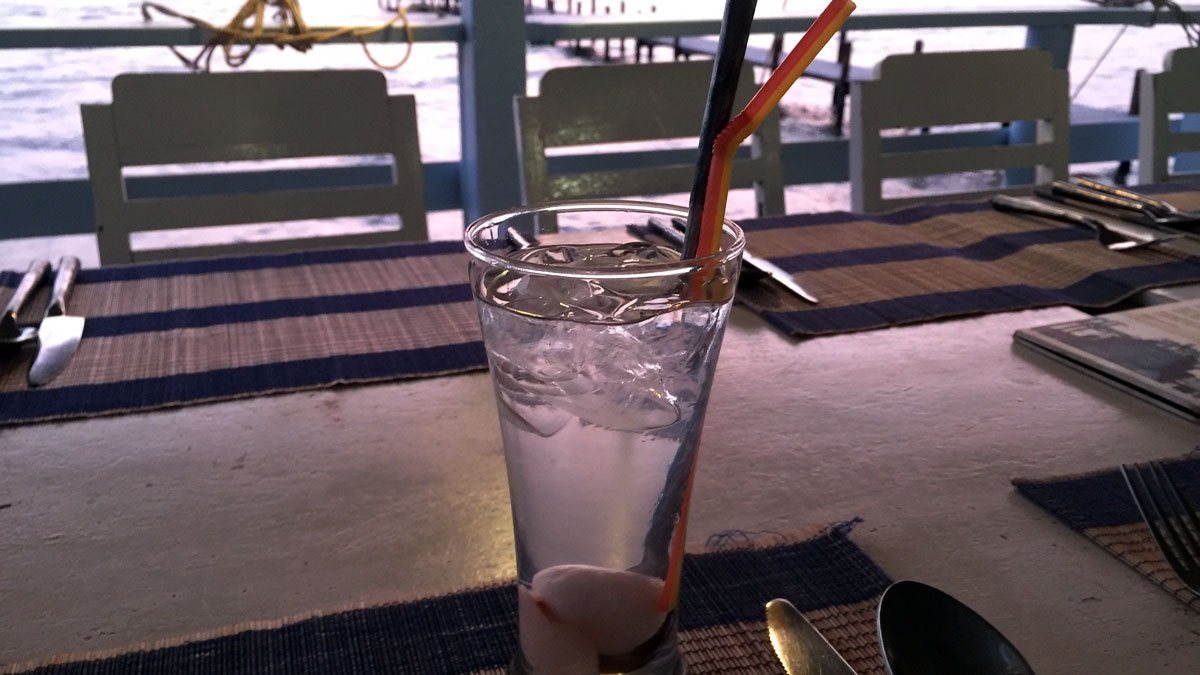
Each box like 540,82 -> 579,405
1050,181 -> 1152,216
1,259 -> 50,335
45,256 -> 80,318
1074,177 -> 1172,216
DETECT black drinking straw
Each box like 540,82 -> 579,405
681,0 -> 759,259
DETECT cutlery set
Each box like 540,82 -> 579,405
1,256 -> 84,387
767,468 -> 1200,675
990,179 -> 1199,250
991,194 -> 1179,251
768,580 -> 1037,675
1121,461 -> 1200,594
0,259 -> 50,346
1048,179 -> 1200,233
992,179 -> 1200,595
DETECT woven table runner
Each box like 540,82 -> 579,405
735,184 -> 1200,337
0,242 -> 488,427
1,522 -> 890,675
1013,450 -> 1200,612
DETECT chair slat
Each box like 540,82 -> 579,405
851,49 -> 1069,213
863,50 -> 1066,129
112,71 -> 394,165
545,158 -> 776,202
535,61 -> 738,146
516,61 -> 786,231
1167,132 -> 1200,155
130,230 -> 407,264
121,185 -> 414,232
83,70 -> 428,264
877,143 -> 1058,178
1140,47 -> 1200,183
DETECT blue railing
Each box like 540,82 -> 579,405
1,1 -> 1197,239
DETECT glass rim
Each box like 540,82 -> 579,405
463,199 -> 745,281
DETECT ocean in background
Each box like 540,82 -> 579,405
1,0 -> 1195,185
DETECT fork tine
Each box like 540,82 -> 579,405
1150,462 -> 1200,571
1123,462 -> 1200,593
1122,464 -> 1188,575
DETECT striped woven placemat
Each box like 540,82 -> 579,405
0,242 -> 487,427
1013,450 -> 1200,612
8,188 -> 1197,426
735,186 -> 1200,337
0,522 -> 890,675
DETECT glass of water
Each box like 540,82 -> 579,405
464,200 -> 744,675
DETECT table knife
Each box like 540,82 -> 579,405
504,226 -> 537,250
0,259 -> 50,346
766,598 -> 857,675
1072,177 -> 1200,221
646,217 -> 820,304
1048,180 -> 1200,235
28,256 -> 83,387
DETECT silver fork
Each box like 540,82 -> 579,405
992,194 -> 1184,251
1121,461 -> 1200,593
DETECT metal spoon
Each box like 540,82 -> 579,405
877,580 -> 1036,675
767,598 -> 857,675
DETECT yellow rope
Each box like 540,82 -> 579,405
141,0 -> 415,72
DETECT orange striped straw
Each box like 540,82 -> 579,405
694,0 -> 857,258
659,1 -> 858,610
657,436 -> 701,611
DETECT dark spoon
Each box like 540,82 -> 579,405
877,580 -> 1036,675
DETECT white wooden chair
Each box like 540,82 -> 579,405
850,49 -> 1069,213
1139,47 -> 1200,183
82,70 -> 427,265
514,60 -> 785,230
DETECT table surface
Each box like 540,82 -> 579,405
1,300 -> 1198,672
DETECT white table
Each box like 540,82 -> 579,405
1,305 -> 1198,673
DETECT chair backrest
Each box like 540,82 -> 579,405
514,60 -> 784,230
1139,47 -> 1200,183
850,49 -> 1069,213
82,70 -> 427,265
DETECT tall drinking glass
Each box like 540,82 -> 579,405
465,201 -> 744,675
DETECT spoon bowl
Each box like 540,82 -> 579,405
877,580 -> 1035,675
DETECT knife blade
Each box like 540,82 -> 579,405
0,259 -> 50,346
766,598 -> 857,675
646,217 -> 820,304
28,256 -> 83,387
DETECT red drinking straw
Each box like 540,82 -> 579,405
693,0 -> 858,259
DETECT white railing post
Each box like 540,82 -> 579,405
459,0 -> 528,223
1007,23 -> 1076,186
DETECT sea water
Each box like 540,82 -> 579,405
2,0 -> 1192,186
